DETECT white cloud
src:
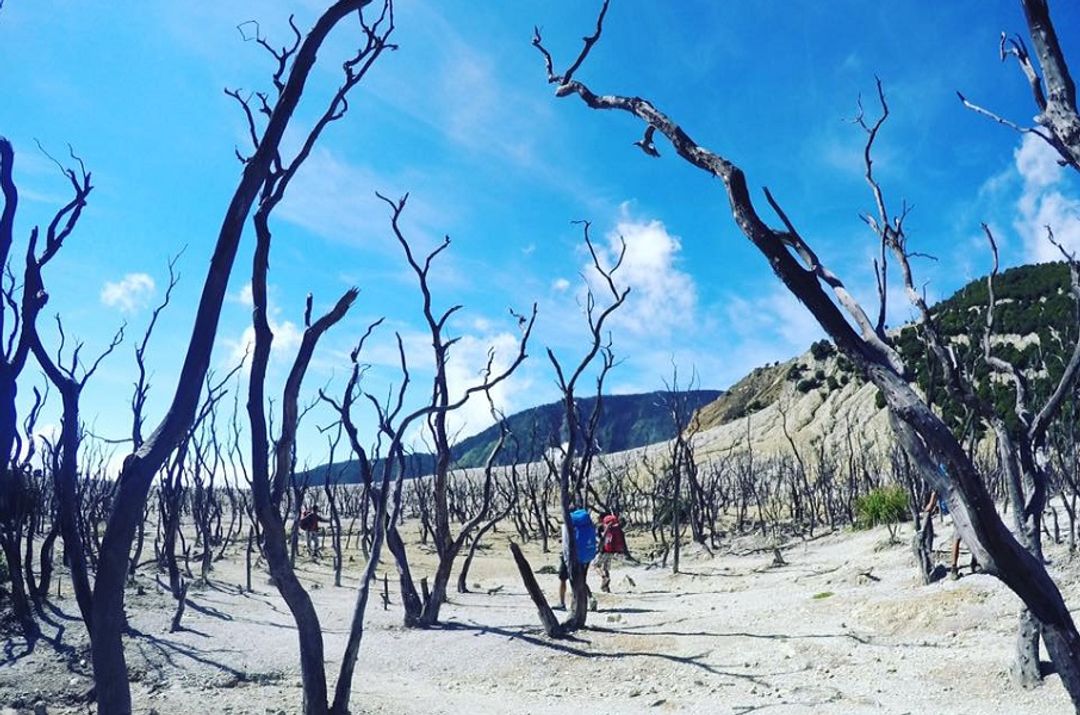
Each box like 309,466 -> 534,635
227,320 -> 303,368
1013,134 -> 1080,262
100,273 -> 155,313
442,331 -> 531,439
231,282 -> 254,307
222,282 -> 303,368
586,211 -> 697,337
1015,134 -> 1063,190
552,277 -> 571,293
278,148 -> 446,250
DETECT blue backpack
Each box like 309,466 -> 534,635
570,508 -> 597,563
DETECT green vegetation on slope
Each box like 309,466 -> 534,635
891,262 -> 1075,434
694,261 -> 1076,437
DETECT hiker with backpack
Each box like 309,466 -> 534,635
557,507 -> 597,611
597,513 -> 627,593
299,504 -> 322,559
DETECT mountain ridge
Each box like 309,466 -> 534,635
300,389 -> 722,484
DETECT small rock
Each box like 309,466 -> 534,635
33,702 -> 47,715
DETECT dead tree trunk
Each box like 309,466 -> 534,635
0,136 -> 93,643
515,220 -> 626,635
88,4 -> 392,712
509,542 -> 562,637
912,512 -> 935,585
371,193 -> 534,629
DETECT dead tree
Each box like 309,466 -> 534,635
0,138 -> 92,642
513,220 -> 628,635
321,426 -> 345,587
249,277 -> 358,715
977,226 -> 1080,686
322,316 -> 521,710
661,366 -> 705,573
535,2 -> 1080,705
328,374 -> 405,715
33,313 -> 125,632
157,440 -> 188,630
375,192 -> 536,627
241,12 -> 399,698
957,0 -> 1079,171
20,386 -> 58,608
958,1 -> 1080,687
126,256 -> 181,583
457,457 -> 517,594
87,3 -> 396,712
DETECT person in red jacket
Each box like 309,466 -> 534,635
597,513 -> 627,593
299,505 -> 322,559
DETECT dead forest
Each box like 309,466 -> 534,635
4,0 -> 1080,713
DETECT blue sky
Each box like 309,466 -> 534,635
2,1 -> 1080,467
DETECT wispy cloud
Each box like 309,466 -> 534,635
724,286 -> 826,365
364,2 -> 554,171
277,148 -> 448,251
1013,134 -> 1080,261
100,273 -> 155,313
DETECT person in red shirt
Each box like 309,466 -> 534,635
299,505 -> 322,559
597,513 -> 627,593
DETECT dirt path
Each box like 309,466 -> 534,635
2,522 -> 1076,714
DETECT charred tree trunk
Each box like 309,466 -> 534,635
510,542 -> 562,637
912,512 -> 935,585
0,527 -> 38,640
89,4 -> 387,711
458,512 -> 504,594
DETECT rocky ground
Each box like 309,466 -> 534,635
2,520 -> 1077,714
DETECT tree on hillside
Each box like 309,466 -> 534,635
534,0 -> 1080,707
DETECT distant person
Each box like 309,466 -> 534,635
557,507 -> 597,611
300,504 -> 322,559
597,513 -> 627,593
924,488 -> 977,579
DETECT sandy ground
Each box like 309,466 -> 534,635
2,519 -> 1078,715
